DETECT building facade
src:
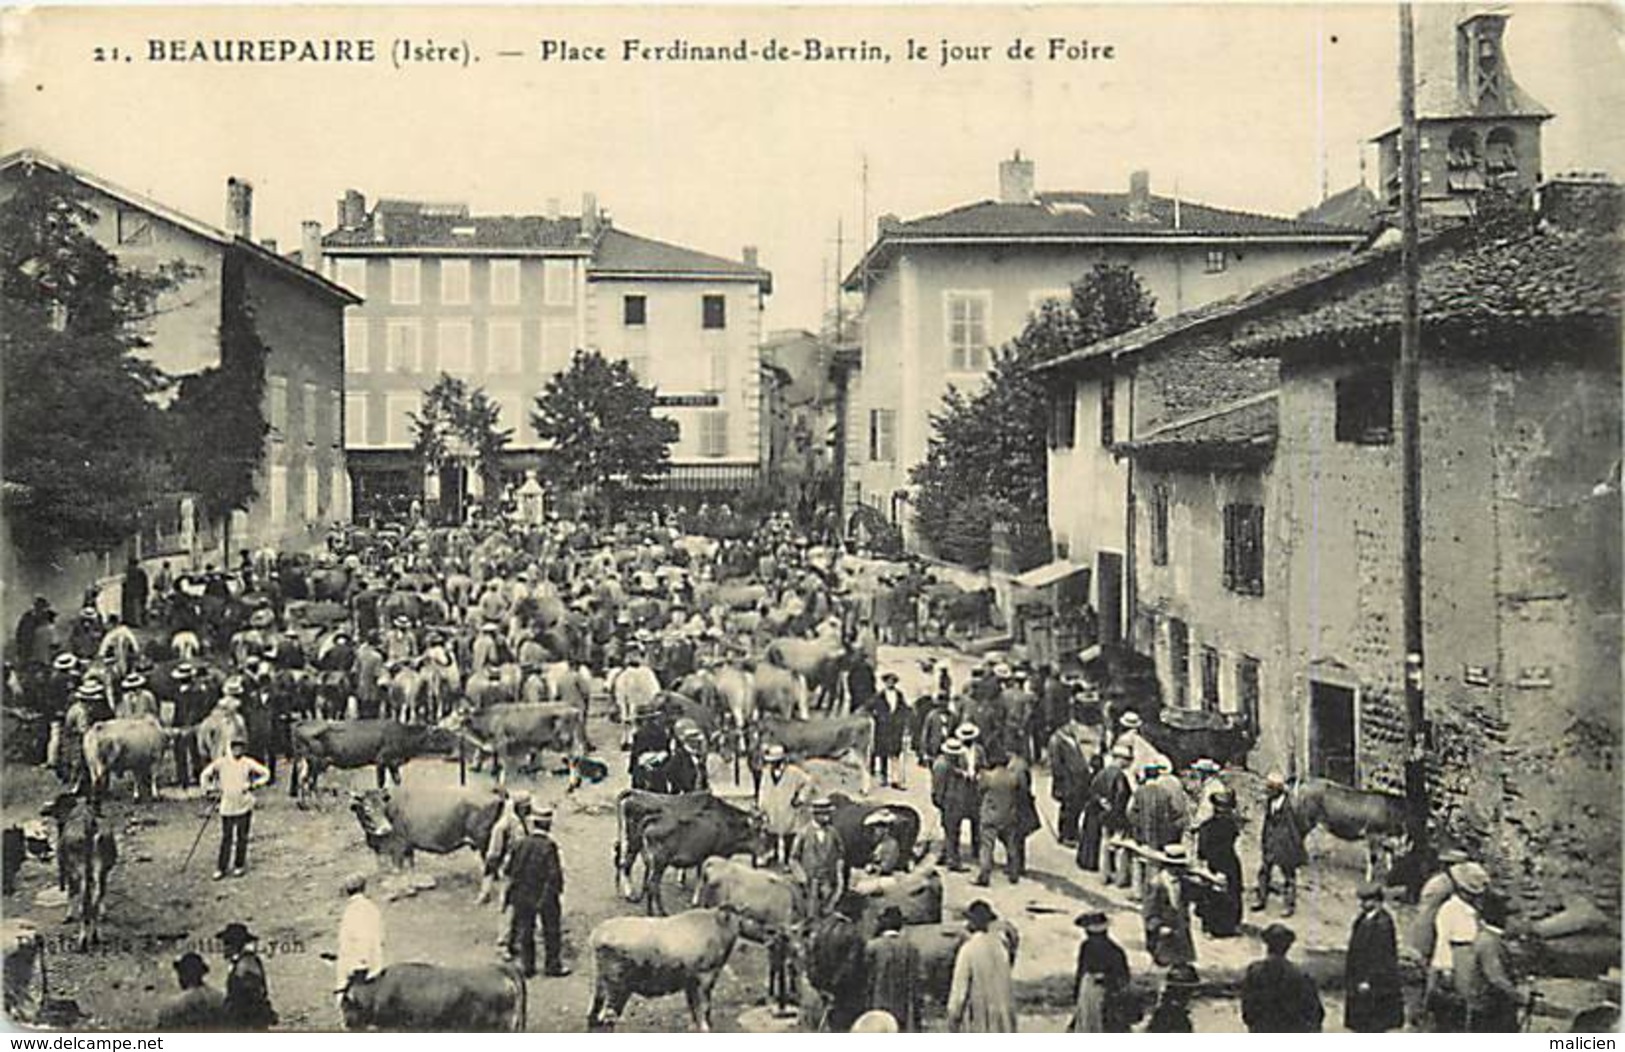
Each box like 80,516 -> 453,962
0,150 -> 356,622
318,193 -> 770,514
841,154 -> 1363,547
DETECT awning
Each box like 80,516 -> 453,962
1013,560 -> 1087,590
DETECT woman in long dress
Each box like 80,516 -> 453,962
1071,911 -> 1131,1033
1195,788 -> 1245,937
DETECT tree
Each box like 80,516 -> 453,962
411,373 -> 511,506
911,263 -> 1156,566
529,349 -> 677,508
165,252 -> 270,558
1,164 -> 191,557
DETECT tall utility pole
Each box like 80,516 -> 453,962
1397,1 -> 1430,871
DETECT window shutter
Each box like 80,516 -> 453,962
1222,504 -> 1237,591
1247,504 -> 1265,594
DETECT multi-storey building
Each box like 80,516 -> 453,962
317,193 -> 770,514
0,149 -> 356,623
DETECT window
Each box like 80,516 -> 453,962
302,382 -> 317,443
440,259 -> 471,305
868,409 -> 896,463
945,292 -> 990,372
1205,249 -> 1228,274
385,393 -> 417,445
1200,646 -> 1221,712
389,259 -> 420,305
1223,502 -> 1266,596
1099,379 -> 1116,446
702,294 -> 727,330
1236,656 -> 1261,732
304,465 -> 319,519
437,320 -> 473,374
624,295 -> 647,327
116,208 -> 153,246
489,259 -> 520,305
1485,127 -> 1518,174
541,321 -> 573,375
344,314 -> 369,373
1048,385 -> 1076,449
1447,129 -> 1486,192
1150,482 -> 1170,566
268,465 -> 288,525
386,319 -> 421,373
329,393 -> 342,447
334,259 -> 366,296
268,377 -> 288,440
488,320 -> 522,373
543,259 -> 574,306
345,393 -> 368,445
1335,366 -> 1394,444
1168,618 -> 1190,708
700,411 -> 729,458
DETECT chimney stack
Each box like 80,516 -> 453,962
742,245 -> 759,267
258,238 -> 278,253
545,198 -> 560,222
582,192 -> 599,237
1127,170 -> 1152,221
341,189 -> 366,230
301,220 -> 323,271
998,151 -> 1036,205
878,213 -> 900,236
226,177 -> 254,239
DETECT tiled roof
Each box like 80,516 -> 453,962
1234,223 -> 1623,354
590,228 -> 771,288
323,207 -> 587,250
1119,393 -> 1278,467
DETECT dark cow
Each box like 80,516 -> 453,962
843,868 -> 944,937
349,785 -> 505,874
613,789 -> 763,915
341,962 -> 525,1031
83,716 -> 168,802
751,715 -> 874,795
902,919 -> 1021,1005
1294,777 -> 1409,881
290,719 -> 438,799
588,908 -> 742,1032
40,794 -> 117,949
446,703 -> 589,787
826,793 -> 920,876
1137,708 -> 1256,770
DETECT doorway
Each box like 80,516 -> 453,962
1309,681 -> 1358,786
437,464 -> 466,526
1097,551 -> 1123,644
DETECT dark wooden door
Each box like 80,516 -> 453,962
1097,552 -> 1123,644
1309,681 -> 1358,786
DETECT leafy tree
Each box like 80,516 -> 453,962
911,263 -> 1156,566
165,253 -> 270,557
0,164 -> 191,556
411,373 -> 511,501
530,349 -> 677,508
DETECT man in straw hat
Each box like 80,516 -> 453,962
930,739 -> 978,871
333,872 -> 383,1006
1071,911 -> 1131,1033
1143,844 -> 1197,967
791,797 -> 846,917
200,737 -> 270,880
1084,743 -> 1135,884
1426,859 -> 1491,1031
758,743 -> 811,868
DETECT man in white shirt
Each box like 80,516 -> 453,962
200,738 -> 270,880
1426,861 -> 1489,1032
612,649 -> 661,749
334,872 -> 383,1007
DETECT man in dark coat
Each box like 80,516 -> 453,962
1082,744 -> 1133,882
1345,881 -> 1405,1032
869,672 -> 908,787
1241,923 -> 1323,1032
974,754 -> 1039,887
1254,772 -> 1308,916
505,810 -> 569,977
864,906 -> 922,1031
808,897 -> 869,1031
931,740 -> 978,871
218,922 -> 277,1030
846,652 -> 877,719
1047,702 -> 1094,846
122,558 -> 149,629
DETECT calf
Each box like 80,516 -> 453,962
83,716 -> 167,802
341,962 -> 525,1032
692,857 -> 800,1008
588,908 -> 742,1031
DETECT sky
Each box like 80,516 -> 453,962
4,3 -> 1622,331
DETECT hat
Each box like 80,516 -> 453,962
1356,880 -> 1385,902
810,797 -> 835,813
1261,923 -> 1296,952
52,654 -> 77,672
341,872 -> 368,895
1265,771 -> 1286,789
215,922 -> 258,947
941,739 -> 965,756
228,736 -> 248,750
249,608 -> 274,628
994,662 -> 1013,679
1164,963 -> 1201,989
881,672 -> 899,683
1438,848 -> 1470,866
172,662 -> 195,681
80,606 -> 99,620
1119,712 -> 1143,729
222,677 -> 245,696
75,682 -> 103,700
963,899 -> 997,927
510,790 -> 533,810
173,951 -> 209,981
862,810 -> 897,827
1142,759 -> 1167,774
875,906 -> 905,933
850,1010 -> 899,1034
121,673 -> 146,691
1111,744 -> 1133,760
1075,911 -> 1110,933
1450,861 -> 1491,895
763,743 -> 787,763
532,805 -> 555,826
1192,758 -> 1221,774
1210,787 -> 1237,811
954,723 -> 980,743
393,616 -> 411,628
1161,844 -> 1190,866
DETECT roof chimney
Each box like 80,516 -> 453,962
371,207 -> 387,244
1126,170 -> 1152,222
742,245 -> 759,268
226,177 -> 253,239
340,189 -> 365,230
545,198 -> 560,222
878,213 -> 901,236
301,220 -> 323,271
582,192 -> 599,237
999,151 -> 1036,205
